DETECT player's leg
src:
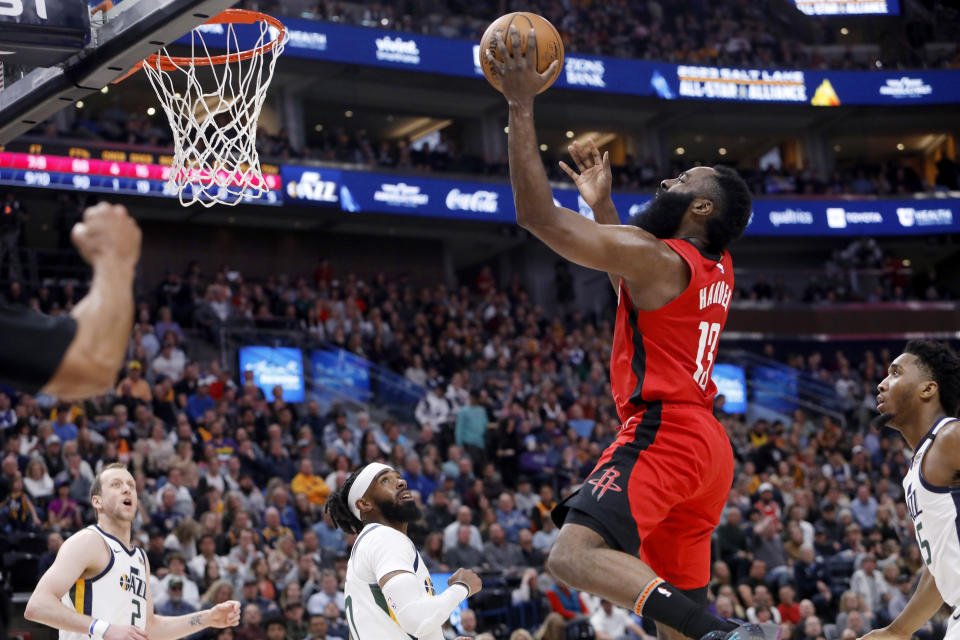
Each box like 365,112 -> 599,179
656,588 -> 708,640
546,518 -> 657,605
641,415 -> 744,640
547,405 -> 733,640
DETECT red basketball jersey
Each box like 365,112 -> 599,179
610,238 -> 734,422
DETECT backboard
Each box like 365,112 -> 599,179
0,0 -> 238,144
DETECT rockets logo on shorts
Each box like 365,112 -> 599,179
588,468 -> 622,500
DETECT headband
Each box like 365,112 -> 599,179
347,463 -> 393,521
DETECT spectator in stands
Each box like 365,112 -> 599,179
157,576 -> 197,617
23,457 -> 54,501
457,608 -> 478,638
445,525 -> 488,571
321,601 -> 348,640
442,505 -> 482,552
590,598 -> 646,640
153,335 -> 187,383
236,604 -> 266,640
46,478 -> 81,532
291,458 -> 330,506
284,600 -> 308,640
261,506 -> 294,548
799,615 -> 823,640
416,380 -> 452,432
495,492 -> 531,543
117,360 -> 152,403
483,522 -> 525,572
150,488 -> 181,536
164,466 -> 196,517
303,614 -> 340,640
752,515 -> 791,587
241,578 -> 280,618
264,617 -> 287,640
155,552 -> 201,608
849,554 -> 885,614
545,575 -> 588,620
186,377 -> 217,423
746,585 -> 782,624
849,484 -> 879,530
305,570 -> 345,615
516,528 -> 545,570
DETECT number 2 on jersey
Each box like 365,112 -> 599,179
693,321 -> 721,390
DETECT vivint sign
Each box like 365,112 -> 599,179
375,36 -> 420,64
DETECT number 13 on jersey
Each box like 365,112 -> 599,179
693,322 -> 721,390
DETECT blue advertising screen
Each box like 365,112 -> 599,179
745,200 -> 960,236
750,365 -> 799,415
429,572 -> 469,626
278,161 -> 960,237
238,346 -> 305,402
711,364 -> 747,414
309,349 -> 371,402
282,165 -> 342,206
181,19 -> 957,106
792,0 -> 899,15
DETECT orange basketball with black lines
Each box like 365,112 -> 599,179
479,12 -> 564,94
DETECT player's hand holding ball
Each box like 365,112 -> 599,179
480,12 -> 564,103
449,567 -> 483,597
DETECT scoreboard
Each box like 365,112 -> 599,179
0,142 -> 283,205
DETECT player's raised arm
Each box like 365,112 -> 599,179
25,529 -> 147,640
487,26 -> 679,286
858,565 -> 943,640
559,139 -> 622,293
142,553 -> 241,640
380,567 -> 483,638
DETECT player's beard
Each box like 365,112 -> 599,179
875,412 -> 896,428
633,190 -> 695,239
378,497 -> 421,524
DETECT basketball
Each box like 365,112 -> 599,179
479,12 -> 564,94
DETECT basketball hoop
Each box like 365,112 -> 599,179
116,9 -> 287,207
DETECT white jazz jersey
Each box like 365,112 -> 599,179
344,523 -> 439,640
59,525 -> 149,640
902,417 -> 960,616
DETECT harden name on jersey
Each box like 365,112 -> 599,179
698,281 -> 732,311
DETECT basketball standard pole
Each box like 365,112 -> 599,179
0,0 -> 236,145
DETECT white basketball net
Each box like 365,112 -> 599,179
141,17 -> 286,207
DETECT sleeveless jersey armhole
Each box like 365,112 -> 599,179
85,527 -> 114,581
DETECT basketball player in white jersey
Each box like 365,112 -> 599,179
860,339 -> 960,640
326,462 -> 482,640
24,462 -> 241,640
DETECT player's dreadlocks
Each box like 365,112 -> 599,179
325,467 -> 366,534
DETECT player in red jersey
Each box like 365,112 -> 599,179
488,26 -> 774,640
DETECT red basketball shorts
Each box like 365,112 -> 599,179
552,401 -> 734,589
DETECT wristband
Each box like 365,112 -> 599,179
451,580 -> 471,597
90,618 -> 110,640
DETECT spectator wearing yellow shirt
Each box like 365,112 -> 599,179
290,458 -> 330,506
116,360 -> 152,403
